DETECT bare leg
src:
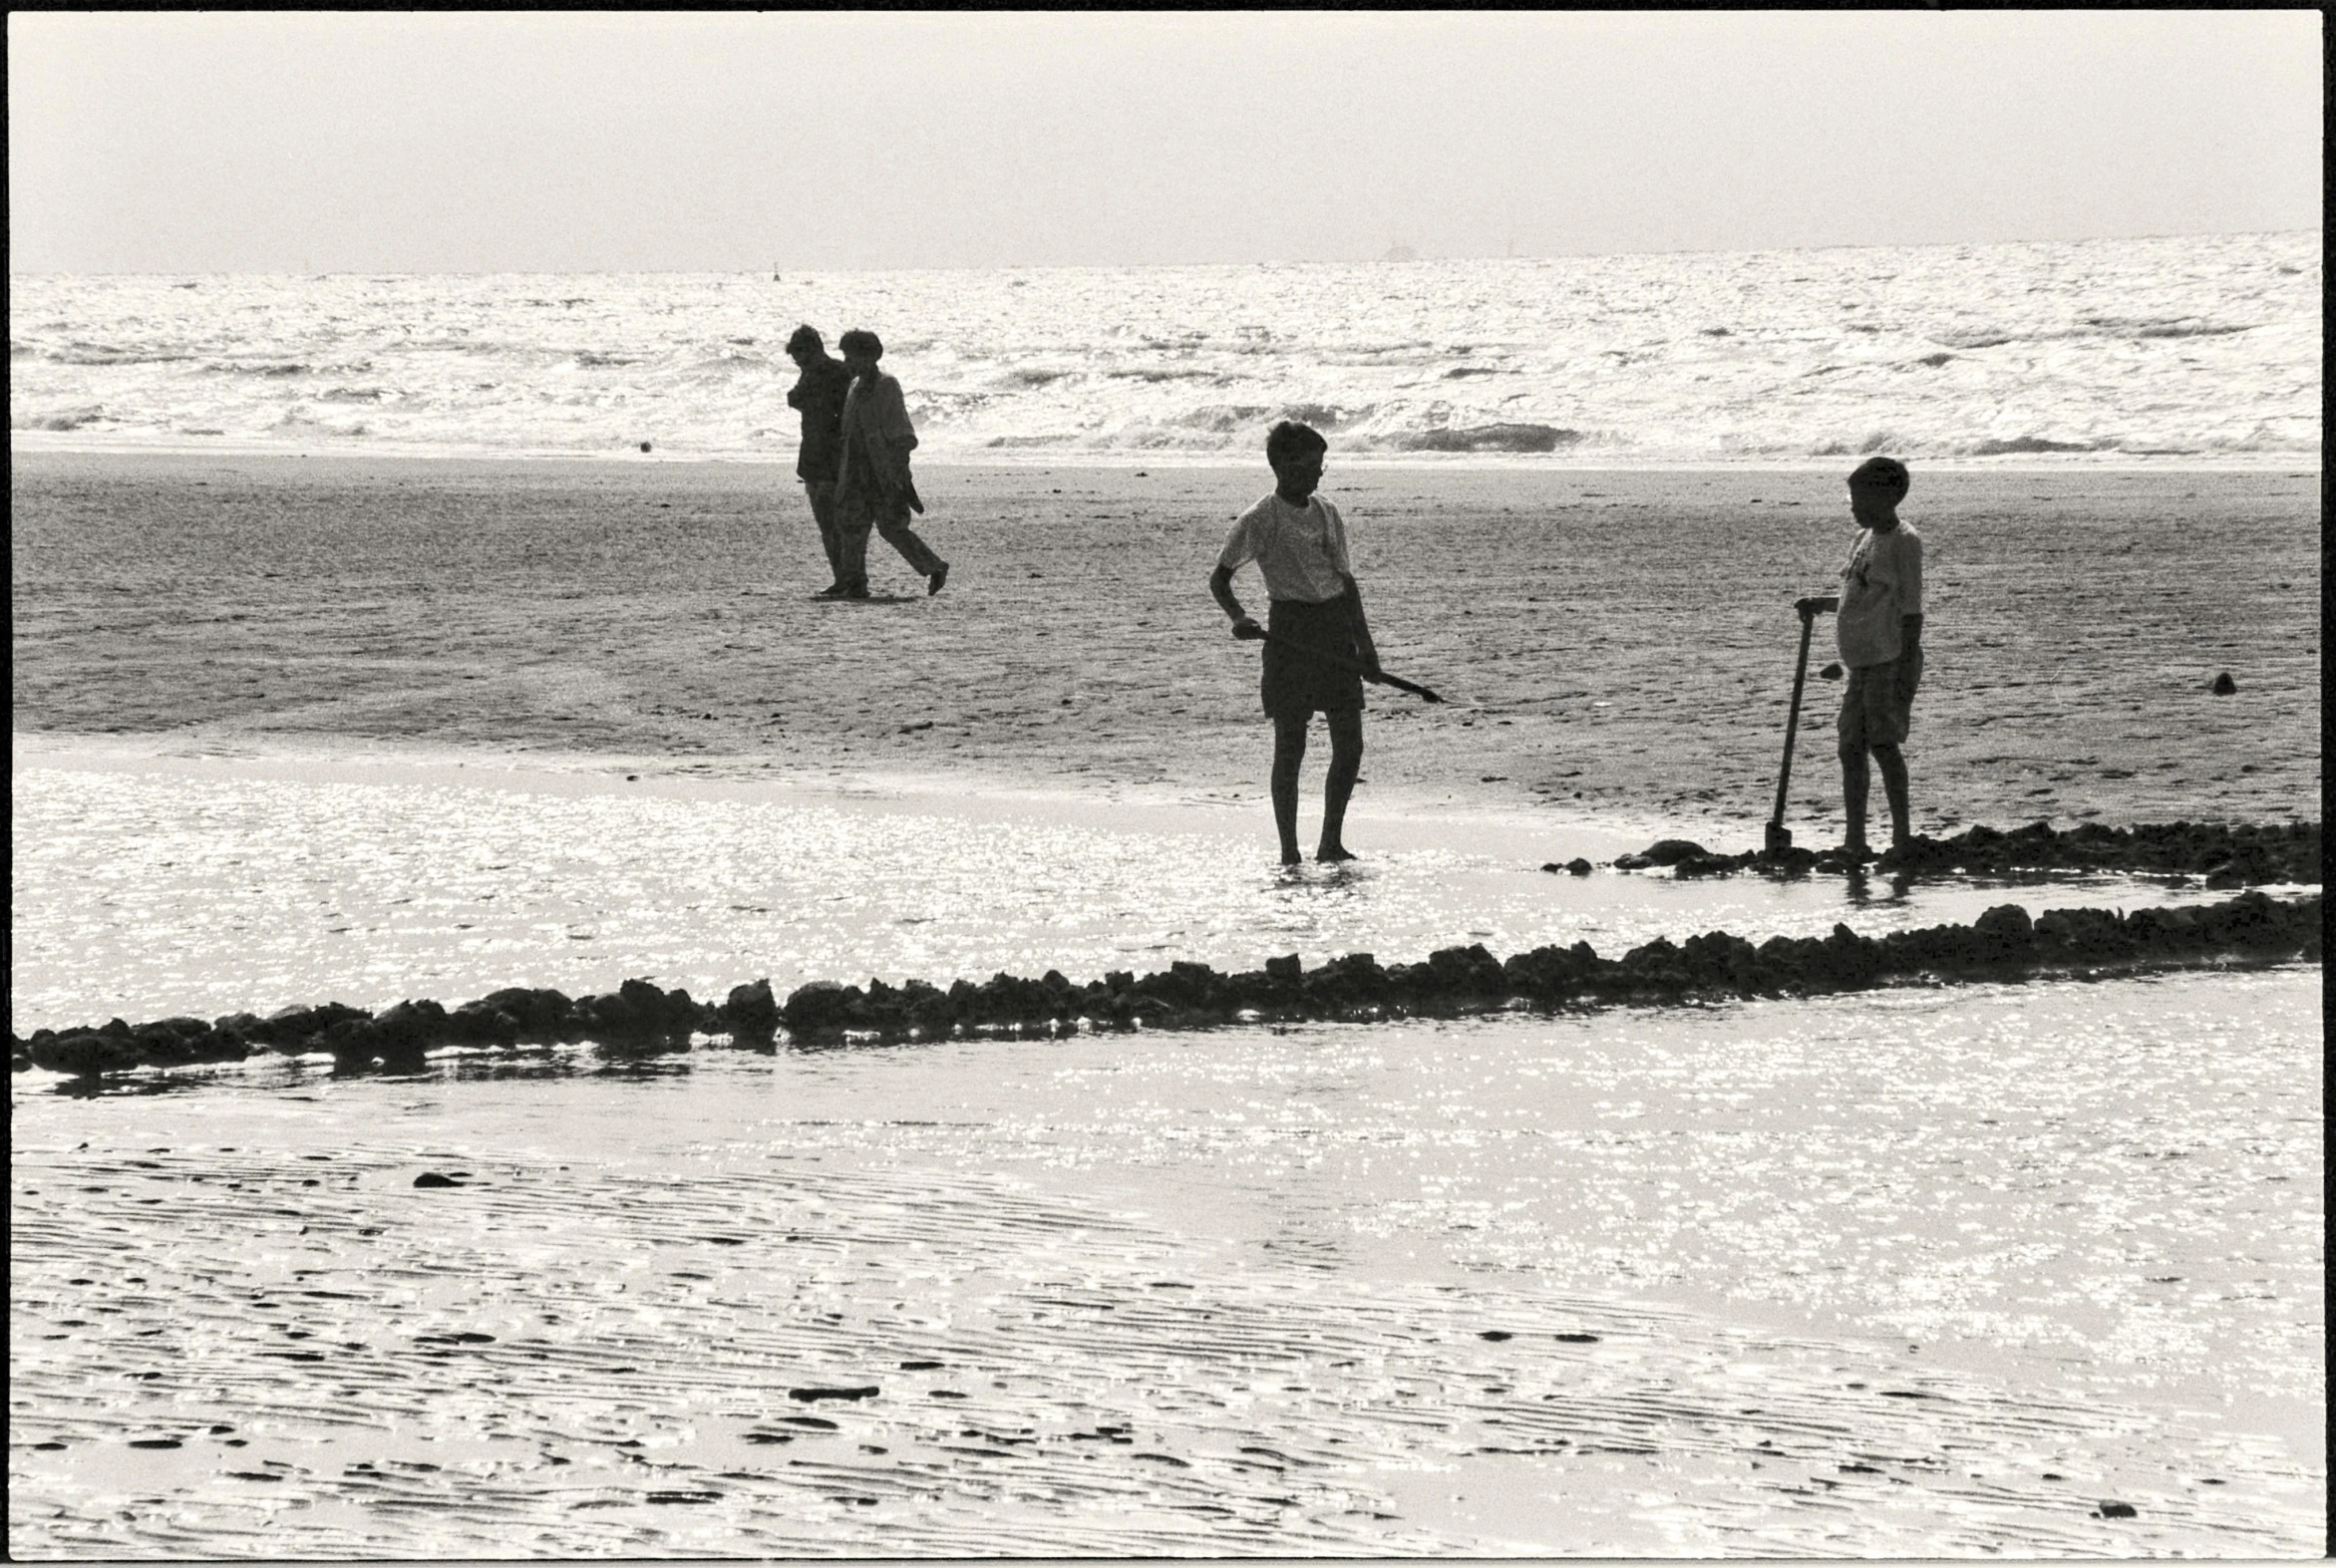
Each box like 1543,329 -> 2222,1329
1270,712 -> 1308,865
1317,706 -> 1363,861
1839,744 -> 1871,855
1872,743 -> 1910,846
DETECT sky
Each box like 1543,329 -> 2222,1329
7,10 -> 2322,274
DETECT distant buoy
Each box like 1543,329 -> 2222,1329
640,442 -> 653,454
2209,672 -> 2236,696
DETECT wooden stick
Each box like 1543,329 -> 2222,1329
1251,627 -> 1447,704
1766,608 -> 1818,850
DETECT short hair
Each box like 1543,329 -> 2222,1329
837,329 -> 883,361
1266,420 -> 1328,465
1848,456 -> 1910,495
785,324 -> 823,355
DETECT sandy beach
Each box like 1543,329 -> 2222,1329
10,452 -> 2324,1556
11,453 -> 2321,834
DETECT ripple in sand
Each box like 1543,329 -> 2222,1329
12,1048 -> 2322,1557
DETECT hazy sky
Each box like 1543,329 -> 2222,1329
8,10 -> 2322,273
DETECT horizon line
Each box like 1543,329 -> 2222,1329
8,227 -> 2318,281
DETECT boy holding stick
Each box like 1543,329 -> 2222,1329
1799,455 -> 1924,858
1209,422 -> 1383,865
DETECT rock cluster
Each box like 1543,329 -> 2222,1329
13,891 -> 2319,1085
1610,819 -> 2319,886
15,979 -> 754,1082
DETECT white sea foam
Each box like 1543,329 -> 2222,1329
10,232 -> 2319,465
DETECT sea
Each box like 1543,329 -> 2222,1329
10,229 -> 2320,467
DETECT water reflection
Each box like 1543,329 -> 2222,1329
12,757 -> 2312,1035
1840,867 -> 1919,904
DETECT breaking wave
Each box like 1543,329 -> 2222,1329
16,404 -> 110,432
1384,424 -> 1582,455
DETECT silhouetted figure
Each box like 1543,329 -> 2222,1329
834,330 -> 948,599
1799,456 -> 1924,857
1209,422 -> 1382,865
785,325 -> 854,596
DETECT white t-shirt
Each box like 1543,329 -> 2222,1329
1835,522 -> 1924,668
1218,492 -> 1353,603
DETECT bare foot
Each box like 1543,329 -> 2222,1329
1280,846 -> 1304,867
1315,844 -> 1358,863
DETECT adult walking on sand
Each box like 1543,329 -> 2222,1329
784,325 -> 854,597
833,329 -> 949,600
1798,456 -> 1924,858
1209,421 -> 1383,866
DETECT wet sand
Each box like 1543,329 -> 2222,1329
10,453 -> 2322,834
11,971 -> 2323,1557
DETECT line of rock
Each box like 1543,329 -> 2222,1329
14,890 -> 2320,1085
1584,819 -> 2320,884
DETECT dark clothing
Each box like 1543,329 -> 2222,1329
786,357 -> 853,481
836,505 -> 946,585
1262,595 -> 1366,718
1839,645 -> 1923,752
834,371 -> 925,516
833,368 -> 942,587
804,478 -> 843,580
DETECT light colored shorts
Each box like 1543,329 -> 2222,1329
1839,648 -> 1922,751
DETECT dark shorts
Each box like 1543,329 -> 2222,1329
1839,647 -> 1922,751
1263,596 -> 1365,718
